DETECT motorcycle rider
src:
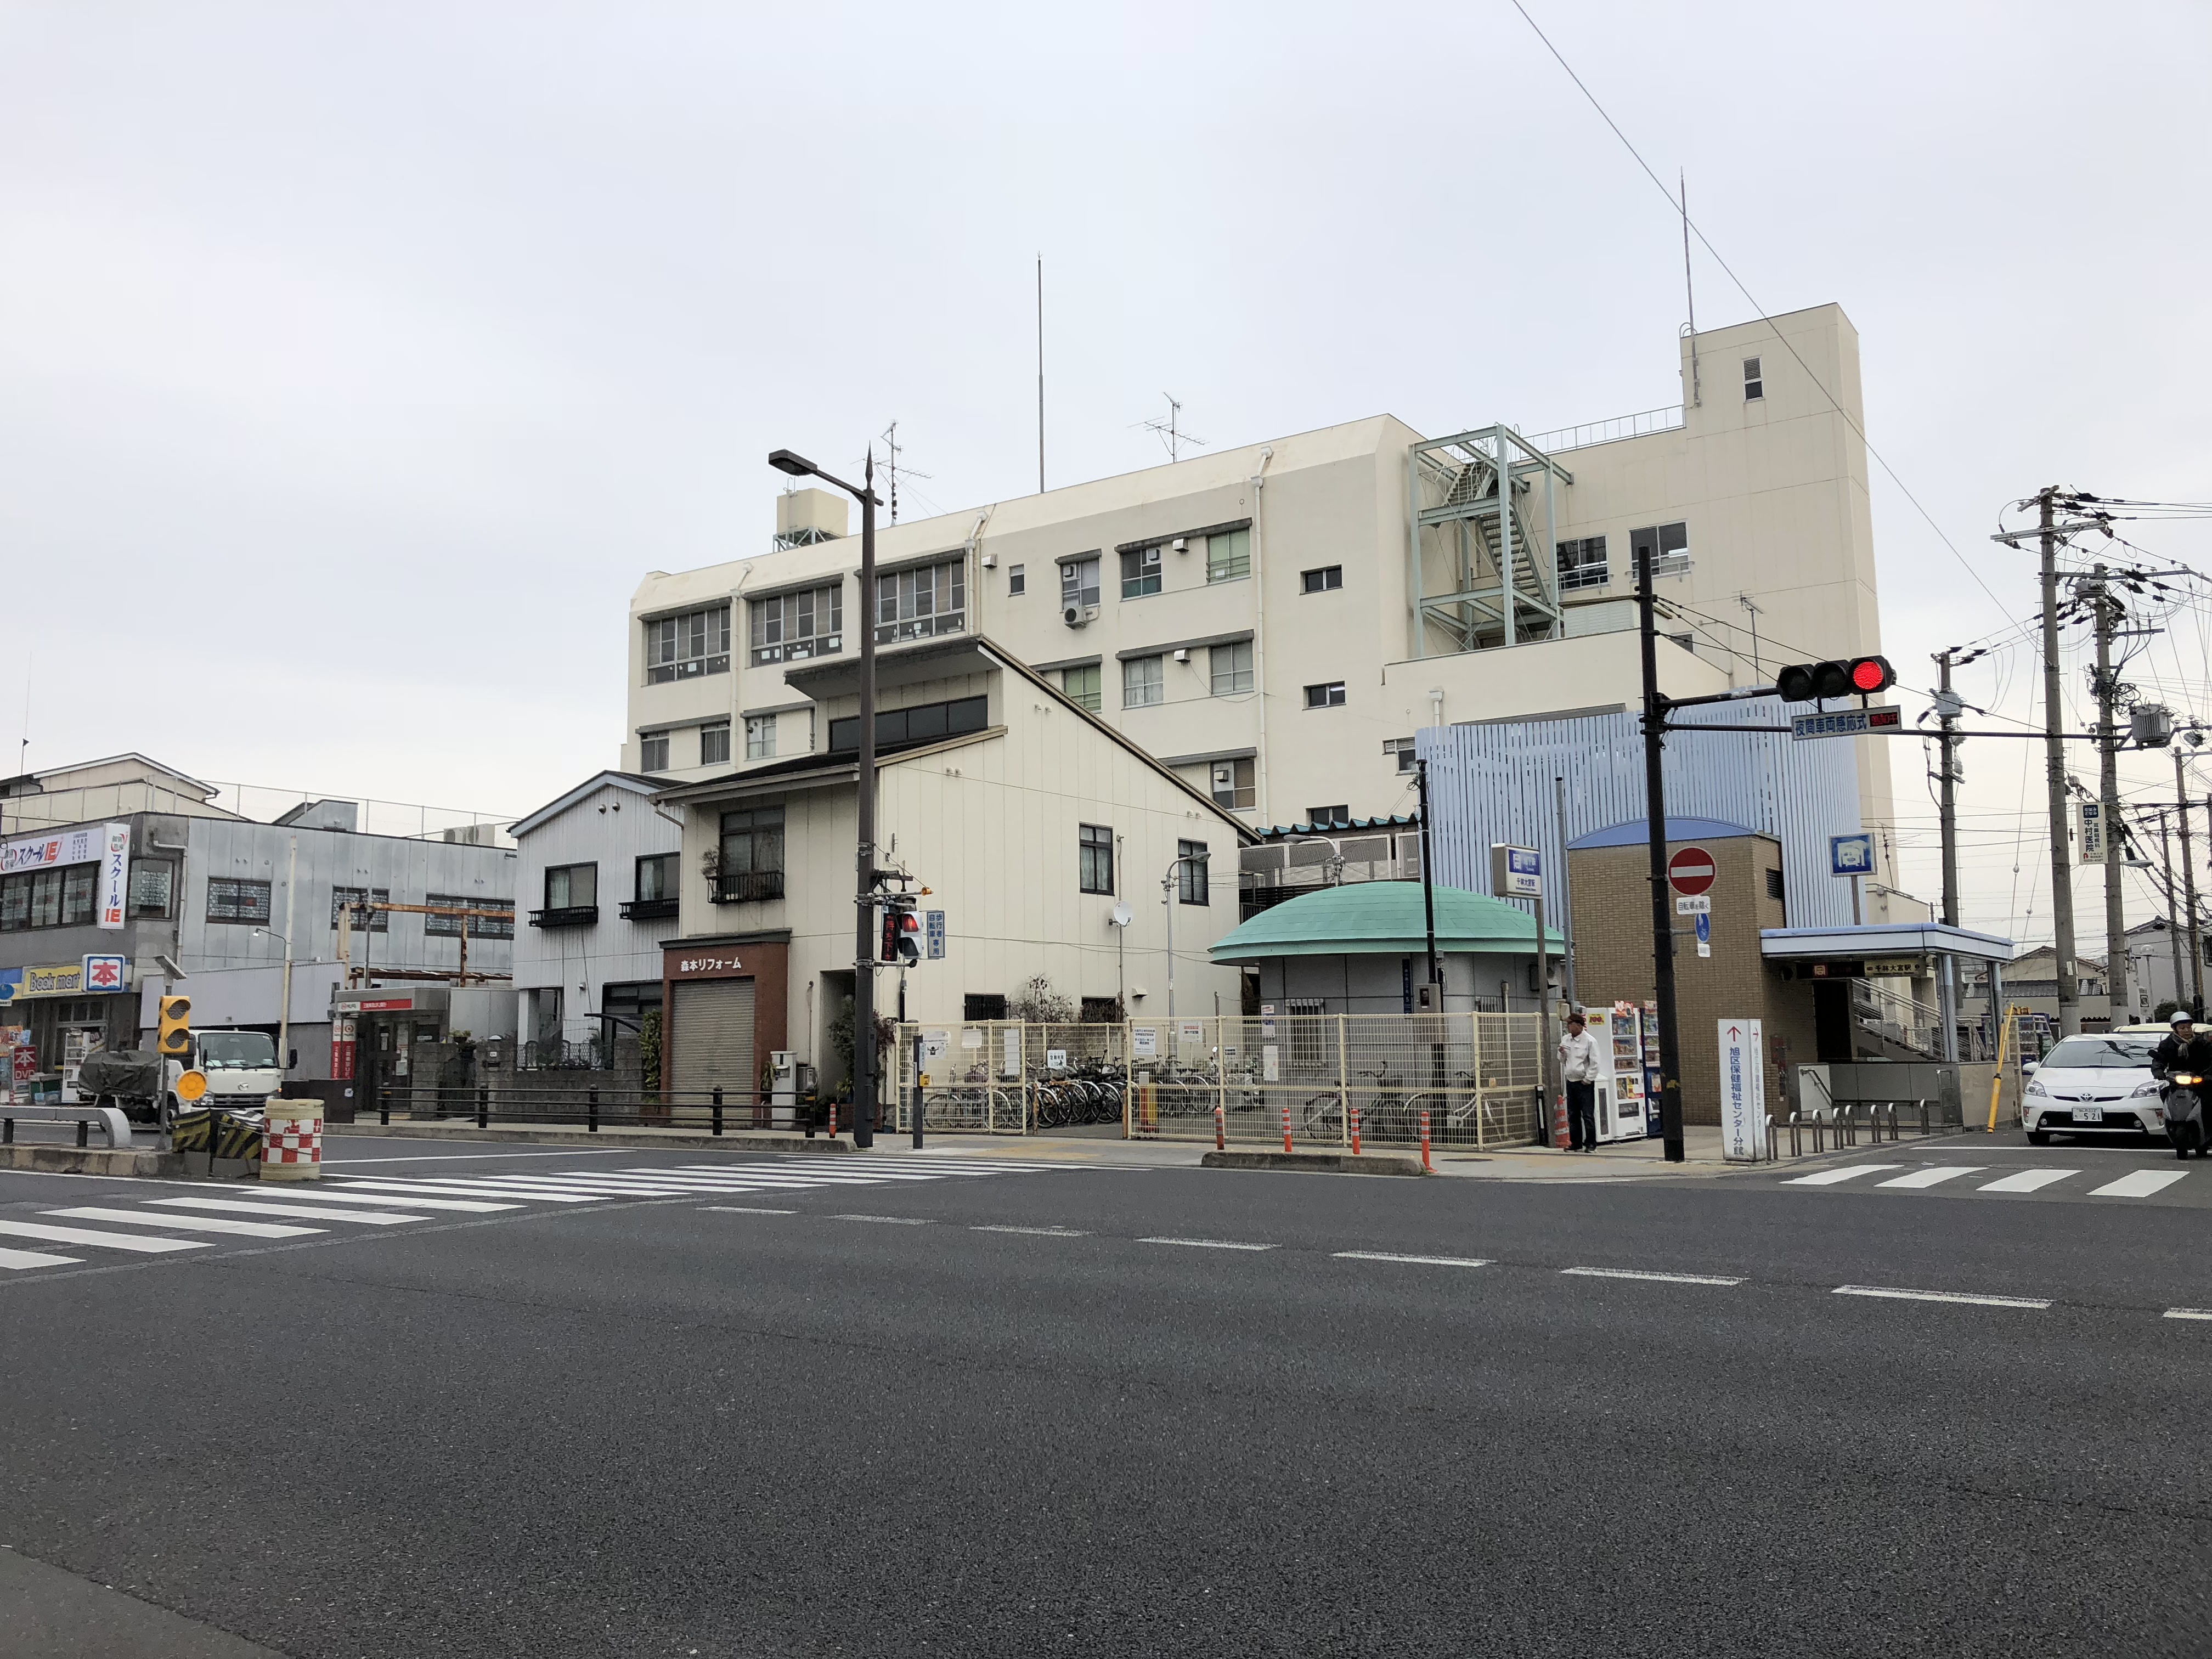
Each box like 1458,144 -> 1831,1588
2151,1008 -> 2212,1158
2152,1009 -> 2198,1081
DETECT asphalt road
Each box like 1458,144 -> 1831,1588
2,1135 -> 2208,1658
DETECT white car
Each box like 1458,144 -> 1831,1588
2022,1031 -> 2166,1144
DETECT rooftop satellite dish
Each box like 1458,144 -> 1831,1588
1109,904 -> 1132,928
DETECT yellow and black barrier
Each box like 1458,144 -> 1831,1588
171,1108 -> 264,1161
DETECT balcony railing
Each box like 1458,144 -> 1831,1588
619,896 -> 680,921
1521,405 -> 1685,456
713,871 -> 785,904
528,905 -> 600,929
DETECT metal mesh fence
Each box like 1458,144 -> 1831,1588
890,1014 -> 1547,1147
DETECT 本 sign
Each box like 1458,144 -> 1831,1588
1491,844 -> 1543,898
82,955 -> 127,992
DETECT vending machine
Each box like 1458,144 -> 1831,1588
1598,1001 -> 1649,1142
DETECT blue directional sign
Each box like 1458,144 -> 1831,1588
1829,833 -> 1876,878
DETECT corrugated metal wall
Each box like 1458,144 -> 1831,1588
1415,696 -> 1863,930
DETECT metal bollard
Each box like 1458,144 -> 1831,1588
1813,1110 -> 1827,1154
477,1085 -> 489,1131
1788,1110 -> 1802,1157
1918,1099 -> 1931,1137
588,1087 -> 600,1134
2,1116 -> 12,1144
1214,1103 -> 1225,1152
76,1118 -> 89,1148
1765,1113 -> 1777,1161
380,1085 -> 391,1127
712,1086 -> 724,1137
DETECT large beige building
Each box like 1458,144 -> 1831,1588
625,304 -> 1891,838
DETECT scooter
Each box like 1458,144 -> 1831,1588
2160,1071 -> 2211,1160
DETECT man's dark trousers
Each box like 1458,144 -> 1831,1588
1565,1080 -> 1597,1150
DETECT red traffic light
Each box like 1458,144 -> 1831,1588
1848,656 -> 1895,694
1776,656 -> 1895,702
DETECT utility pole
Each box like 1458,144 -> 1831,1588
1414,760 -> 1442,997
1934,649 -> 1962,1062
2182,752 -> 2206,1018
1636,546 -> 1685,1164
2089,563 -> 2129,1022
2035,487 -> 2081,1036
2158,811 -> 2185,1014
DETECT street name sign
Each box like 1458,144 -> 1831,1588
1491,844 -> 1543,898
1791,706 -> 1902,740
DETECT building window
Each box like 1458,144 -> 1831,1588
545,863 -> 596,911
876,558 -> 966,645
1079,824 -> 1114,894
1120,545 -> 1161,600
1080,996 -> 1122,1023
1305,805 -> 1350,827
1629,522 -> 1689,575
1206,527 -> 1250,584
636,854 -> 678,903
331,886 -> 391,931
58,864 -> 96,927
1059,555 -> 1101,611
742,715 -> 775,761
1007,565 -> 1025,596
1304,681 -> 1346,709
1177,839 -> 1209,906
1384,737 -> 1417,774
206,876 -> 273,926
699,722 -> 732,768
1210,641 -> 1254,696
1556,535 -> 1609,591
827,694 -> 990,753
1766,867 -> 1785,902
645,605 -> 731,683
1301,565 -> 1342,594
1123,656 -> 1164,709
640,731 -> 670,772
426,894 -> 515,939
1062,664 -> 1102,714
1211,758 -> 1256,811
1743,357 -> 1763,400
964,993 -> 1008,1020
2,865 -> 101,930
716,806 -> 785,902
748,584 -> 843,667
127,859 -> 174,918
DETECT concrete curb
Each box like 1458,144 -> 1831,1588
323,1121 -> 857,1154
1201,1149 -> 1431,1177
1,1144 -> 185,1178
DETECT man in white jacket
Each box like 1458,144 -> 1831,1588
1558,1012 -> 1601,1152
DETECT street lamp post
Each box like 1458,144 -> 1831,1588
1160,850 -> 1210,1019
771,447 -> 884,1147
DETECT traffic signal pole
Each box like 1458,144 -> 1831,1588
1635,550 -> 1686,1163
2035,487 -> 2083,1037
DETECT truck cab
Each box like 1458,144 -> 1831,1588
171,1029 -> 284,1111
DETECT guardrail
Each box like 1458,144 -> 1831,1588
371,1084 -> 837,1137
1783,1099 -> 1933,1157
1,1103 -> 134,1149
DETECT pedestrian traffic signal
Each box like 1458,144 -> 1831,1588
156,995 -> 192,1059
1775,656 -> 1895,702
879,899 -> 922,964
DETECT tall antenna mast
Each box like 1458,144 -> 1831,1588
1680,170 -> 1701,408
876,421 -> 932,526
1036,257 -> 1045,494
1138,393 -> 1206,463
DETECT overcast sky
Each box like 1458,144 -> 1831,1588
5,2 -> 2208,947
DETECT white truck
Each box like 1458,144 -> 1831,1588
77,1030 -> 284,1124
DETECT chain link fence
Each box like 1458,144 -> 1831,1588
890,1014 -> 1547,1148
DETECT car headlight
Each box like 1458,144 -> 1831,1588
2024,1079 -> 2047,1097
2132,1078 -> 2163,1096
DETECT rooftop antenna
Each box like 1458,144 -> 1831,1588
1138,394 -> 1207,463
1680,170 -> 1702,408
1036,256 -> 1045,494
878,421 -> 932,525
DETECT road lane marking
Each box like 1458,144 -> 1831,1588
830,1214 -> 934,1225
972,1225 -> 1090,1237
2089,1170 -> 2191,1199
44,1207 -> 320,1239
1876,1167 -> 1985,1189
1334,1251 -> 1493,1268
146,1197 -> 421,1226
700,1206 -> 798,1216
245,1190 -> 519,1212
1832,1284 -> 2050,1309
0,1245 -> 83,1269
1138,1237 -> 1276,1251
1784,1165 -> 1905,1186
2164,1308 -> 2212,1322
1561,1266 -> 1742,1286
0,1220 -> 207,1254
1976,1169 -> 2080,1194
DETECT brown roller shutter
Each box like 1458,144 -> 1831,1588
671,978 -> 756,1099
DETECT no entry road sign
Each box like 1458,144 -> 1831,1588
1666,847 -> 1717,897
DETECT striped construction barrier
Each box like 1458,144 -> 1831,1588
262,1101 -> 324,1182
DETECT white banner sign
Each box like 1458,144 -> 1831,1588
97,822 -> 130,930
1718,1018 -> 1765,1161
2,823 -> 104,874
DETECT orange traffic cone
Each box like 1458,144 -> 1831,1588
1552,1091 -> 1570,1149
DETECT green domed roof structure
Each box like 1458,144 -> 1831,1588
1207,883 -> 1564,962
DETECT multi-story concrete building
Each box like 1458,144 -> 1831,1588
625,305 -> 1892,845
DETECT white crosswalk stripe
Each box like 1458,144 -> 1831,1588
1876,1167 -> 1985,1189
1786,1165 -> 1904,1186
0,1245 -> 83,1269
0,1219 -> 208,1254
45,1206 -> 321,1239
1782,1160 -> 2194,1204
322,1178 -> 610,1203
146,1197 -> 422,1225
2089,1169 -> 2192,1199
1977,1168 -> 2080,1194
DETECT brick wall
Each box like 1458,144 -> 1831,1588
1568,831 -> 1812,1124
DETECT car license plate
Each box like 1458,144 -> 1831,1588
2074,1106 -> 2103,1123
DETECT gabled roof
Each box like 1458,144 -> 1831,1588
1257,813 -> 1419,839
1209,882 -> 1562,961
509,770 -> 667,839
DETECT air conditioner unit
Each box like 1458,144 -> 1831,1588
1063,604 -> 1097,628
1171,537 -> 1188,554
980,554 -> 997,569
1172,648 -> 1190,664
